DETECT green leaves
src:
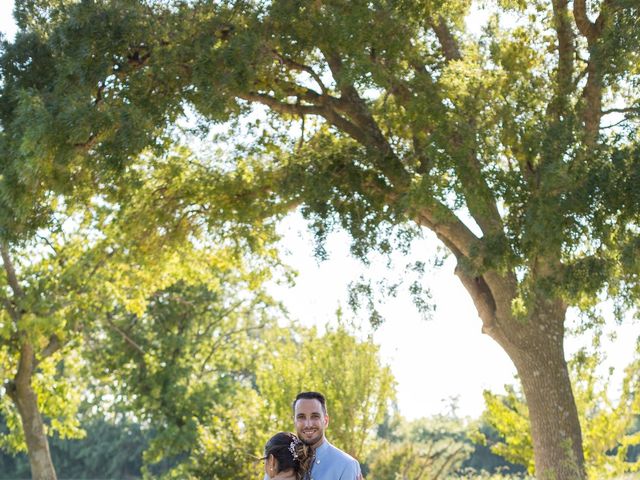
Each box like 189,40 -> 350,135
256,323 -> 396,460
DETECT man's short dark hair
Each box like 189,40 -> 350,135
292,391 -> 327,415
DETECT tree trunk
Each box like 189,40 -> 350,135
457,265 -> 586,480
490,301 -> 585,480
6,343 -> 58,480
513,339 -> 585,480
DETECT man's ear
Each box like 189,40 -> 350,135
324,414 -> 329,427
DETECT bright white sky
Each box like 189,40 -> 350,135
270,212 -> 519,419
271,212 -> 638,419
1,1 -> 637,420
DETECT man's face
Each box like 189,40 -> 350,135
294,398 -> 329,448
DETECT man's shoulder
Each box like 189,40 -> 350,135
316,442 -> 362,479
324,442 -> 359,463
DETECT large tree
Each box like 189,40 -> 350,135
2,1 -> 639,478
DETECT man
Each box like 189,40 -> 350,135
263,391 -> 363,480
292,391 -> 362,480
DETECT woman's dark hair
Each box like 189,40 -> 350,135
264,432 -> 312,480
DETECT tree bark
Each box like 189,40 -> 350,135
461,270 -> 586,480
512,337 -> 585,480
6,343 -> 58,480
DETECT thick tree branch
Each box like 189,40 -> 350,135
581,63 -> 604,146
407,58 -> 506,241
413,200 -> 516,329
573,0 -> 599,40
429,16 -> 462,62
455,268 -> 497,331
323,52 -> 387,138
450,131 -> 506,238
551,0 -> 575,102
14,342 -> 36,392
367,53 -> 435,169
321,50 -> 411,189
38,334 -> 61,363
483,270 -> 518,319
413,203 -> 480,259
573,0 -> 617,146
1,243 -> 24,300
602,106 -> 640,115
573,0 -> 614,42
418,18 -> 506,239
272,50 -> 328,94
269,78 -> 344,113
238,91 -> 325,116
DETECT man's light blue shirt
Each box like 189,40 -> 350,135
306,440 -> 361,480
263,439 -> 361,480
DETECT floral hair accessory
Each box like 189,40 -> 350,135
288,436 -> 301,460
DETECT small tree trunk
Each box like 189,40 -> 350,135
6,343 -> 58,480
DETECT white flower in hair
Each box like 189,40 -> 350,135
288,437 -> 301,459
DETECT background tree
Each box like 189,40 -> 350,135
86,277 -> 278,480
0,141 -> 281,479
255,323 -> 396,460
2,1 -> 640,478
83,269 -> 395,480
367,414 -> 474,480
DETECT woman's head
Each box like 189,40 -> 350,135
264,432 -> 312,479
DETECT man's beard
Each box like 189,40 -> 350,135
299,429 -> 322,447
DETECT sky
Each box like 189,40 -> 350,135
0,1 -> 638,421
270,212 -> 638,420
269,213 -> 519,419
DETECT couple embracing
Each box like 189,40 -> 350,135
263,391 -> 364,480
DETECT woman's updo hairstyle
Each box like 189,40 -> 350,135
264,432 -> 313,480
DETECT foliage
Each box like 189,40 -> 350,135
86,291 -> 395,480
4,1 -> 638,312
367,415 -> 473,480
481,345 -> 640,478
168,323 -> 396,479
255,323 -> 397,460
0,139 -> 283,480
0,413 -> 149,480
0,144 -> 269,436
461,423 -> 527,476
84,272 -> 279,479
187,388 -> 268,480
452,473 -> 533,480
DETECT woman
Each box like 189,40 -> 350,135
263,432 -> 313,480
